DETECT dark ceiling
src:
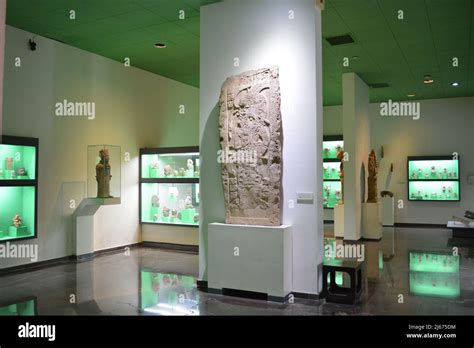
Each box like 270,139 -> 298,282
6,0 -> 474,105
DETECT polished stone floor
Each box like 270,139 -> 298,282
1,226 -> 473,315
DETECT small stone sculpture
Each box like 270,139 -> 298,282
152,195 -> 160,208
12,214 -> 22,228
184,196 -> 193,209
164,165 -> 172,176
187,159 -> 194,171
162,206 -> 170,217
5,157 -> 13,170
193,213 -> 199,223
367,150 -> 379,203
336,149 -> 345,203
173,170 -> 179,177
178,168 -> 186,177
96,149 -> 112,198
171,209 -> 178,218
16,167 -> 27,176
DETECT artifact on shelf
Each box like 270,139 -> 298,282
5,157 -> 13,170
16,167 -> 27,177
151,195 -> 160,207
367,150 -> 379,203
336,149 -> 345,203
380,190 -> 393,198
184,196 -> 193,209
164,165 -> 172,177
218,66 -> 283,226
12,214 -> 22,228
178,168 -> 186,177
162,206 -> 170,217
96,149 -> 112,198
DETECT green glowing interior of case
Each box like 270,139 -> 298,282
322,140 -> 344,159
323,181 -> 342,208
408,159 -> 459,180
0,299 -> 35,316
408,181 -> 460,201
140,271 -> 198,315
141,152 -> 199,179
0,144 -> 36,180
141,183 -> 199,225
0,186 -> 35,241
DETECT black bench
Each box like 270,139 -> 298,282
322,260 -> 364,305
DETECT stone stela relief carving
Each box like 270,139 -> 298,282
218,66 -> 283,226
367,149 -> 379,203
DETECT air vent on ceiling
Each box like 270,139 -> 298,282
369,83 -> 390,89
326,34 -> 354,46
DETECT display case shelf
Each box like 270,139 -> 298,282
323,135 -> 343,210
139,147 -> 200,227
407,156 -> 460,202
0,136 -> 38,243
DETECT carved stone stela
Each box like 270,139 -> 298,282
218,66 -> 283,226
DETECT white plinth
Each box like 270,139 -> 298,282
362,202 -> 383,240
381,196 -> 395,226
334,204 -> 344,238
208,223 -> 292,299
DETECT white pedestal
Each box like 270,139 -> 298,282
73,198 -> 121,257
334,204 -> 344,238
208,223 -> 292,300
362,202 -> 383,240
381,196 -> 395,226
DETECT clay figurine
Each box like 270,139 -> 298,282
12,214 -> 22,228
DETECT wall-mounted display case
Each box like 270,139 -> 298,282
407,156 -> 460,201
409,250 -> 460,299
0,297 -> 37,316
140,147 -> 199,227
0,136 -> 38,243
323,135 -> 343,209
139,270 -> 199,315
87,145 -> 121,199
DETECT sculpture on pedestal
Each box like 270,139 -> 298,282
96,149 -> 112,198
367,150 -> 379,203
336,149 -> 345,203
218,66 -> 282,226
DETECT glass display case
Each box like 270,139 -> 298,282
0,136 -> 38,243
322,135 -> 343,209
409,250 -> 460,299
87,145 -> 121,199
407,156 -> 460,201
140,270 -> 199,315
140,147 -> 199,227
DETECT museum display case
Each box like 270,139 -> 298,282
407,156 -> 460,201
409,250 -> 460,298
323,136 -> 343,209
0,297 -> 36,316
87,145 -> 121,199
140,147 -> 199,227
139,270 -> 199,315
0,136 -> 38,243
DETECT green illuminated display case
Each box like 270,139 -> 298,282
139,269 -> 199,315
323,135 -> 343,209
140,147 -> 199,227
407,156 -> 460,201
409,250 -> 460,299
0,136 -> 38,243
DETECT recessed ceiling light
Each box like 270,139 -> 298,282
407,93 -> 416,97
451,82 -> 459,87
352,55 -> 359,60
423,75 -> 434,84
154,43 -> 166,48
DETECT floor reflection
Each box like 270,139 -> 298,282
140,271 -> 199,316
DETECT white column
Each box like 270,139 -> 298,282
0,0 -> 6,141
342,73 -> 370,241
200,0 -> 324,294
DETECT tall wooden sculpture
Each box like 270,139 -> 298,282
336,149 -> 345,203
96,149 -> 112,198
367,150 -> 379,203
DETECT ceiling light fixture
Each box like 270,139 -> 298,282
154,43 -> 167,48
407,93 -> 416,97
423,75 -> 434,84
451,82 -> 459,87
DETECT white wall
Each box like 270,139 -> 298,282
0,0 -> 6,141
200,0 -> 324,294
324,96 -> 474,225
342,73 -> 370,240
1,26 -> 199,268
